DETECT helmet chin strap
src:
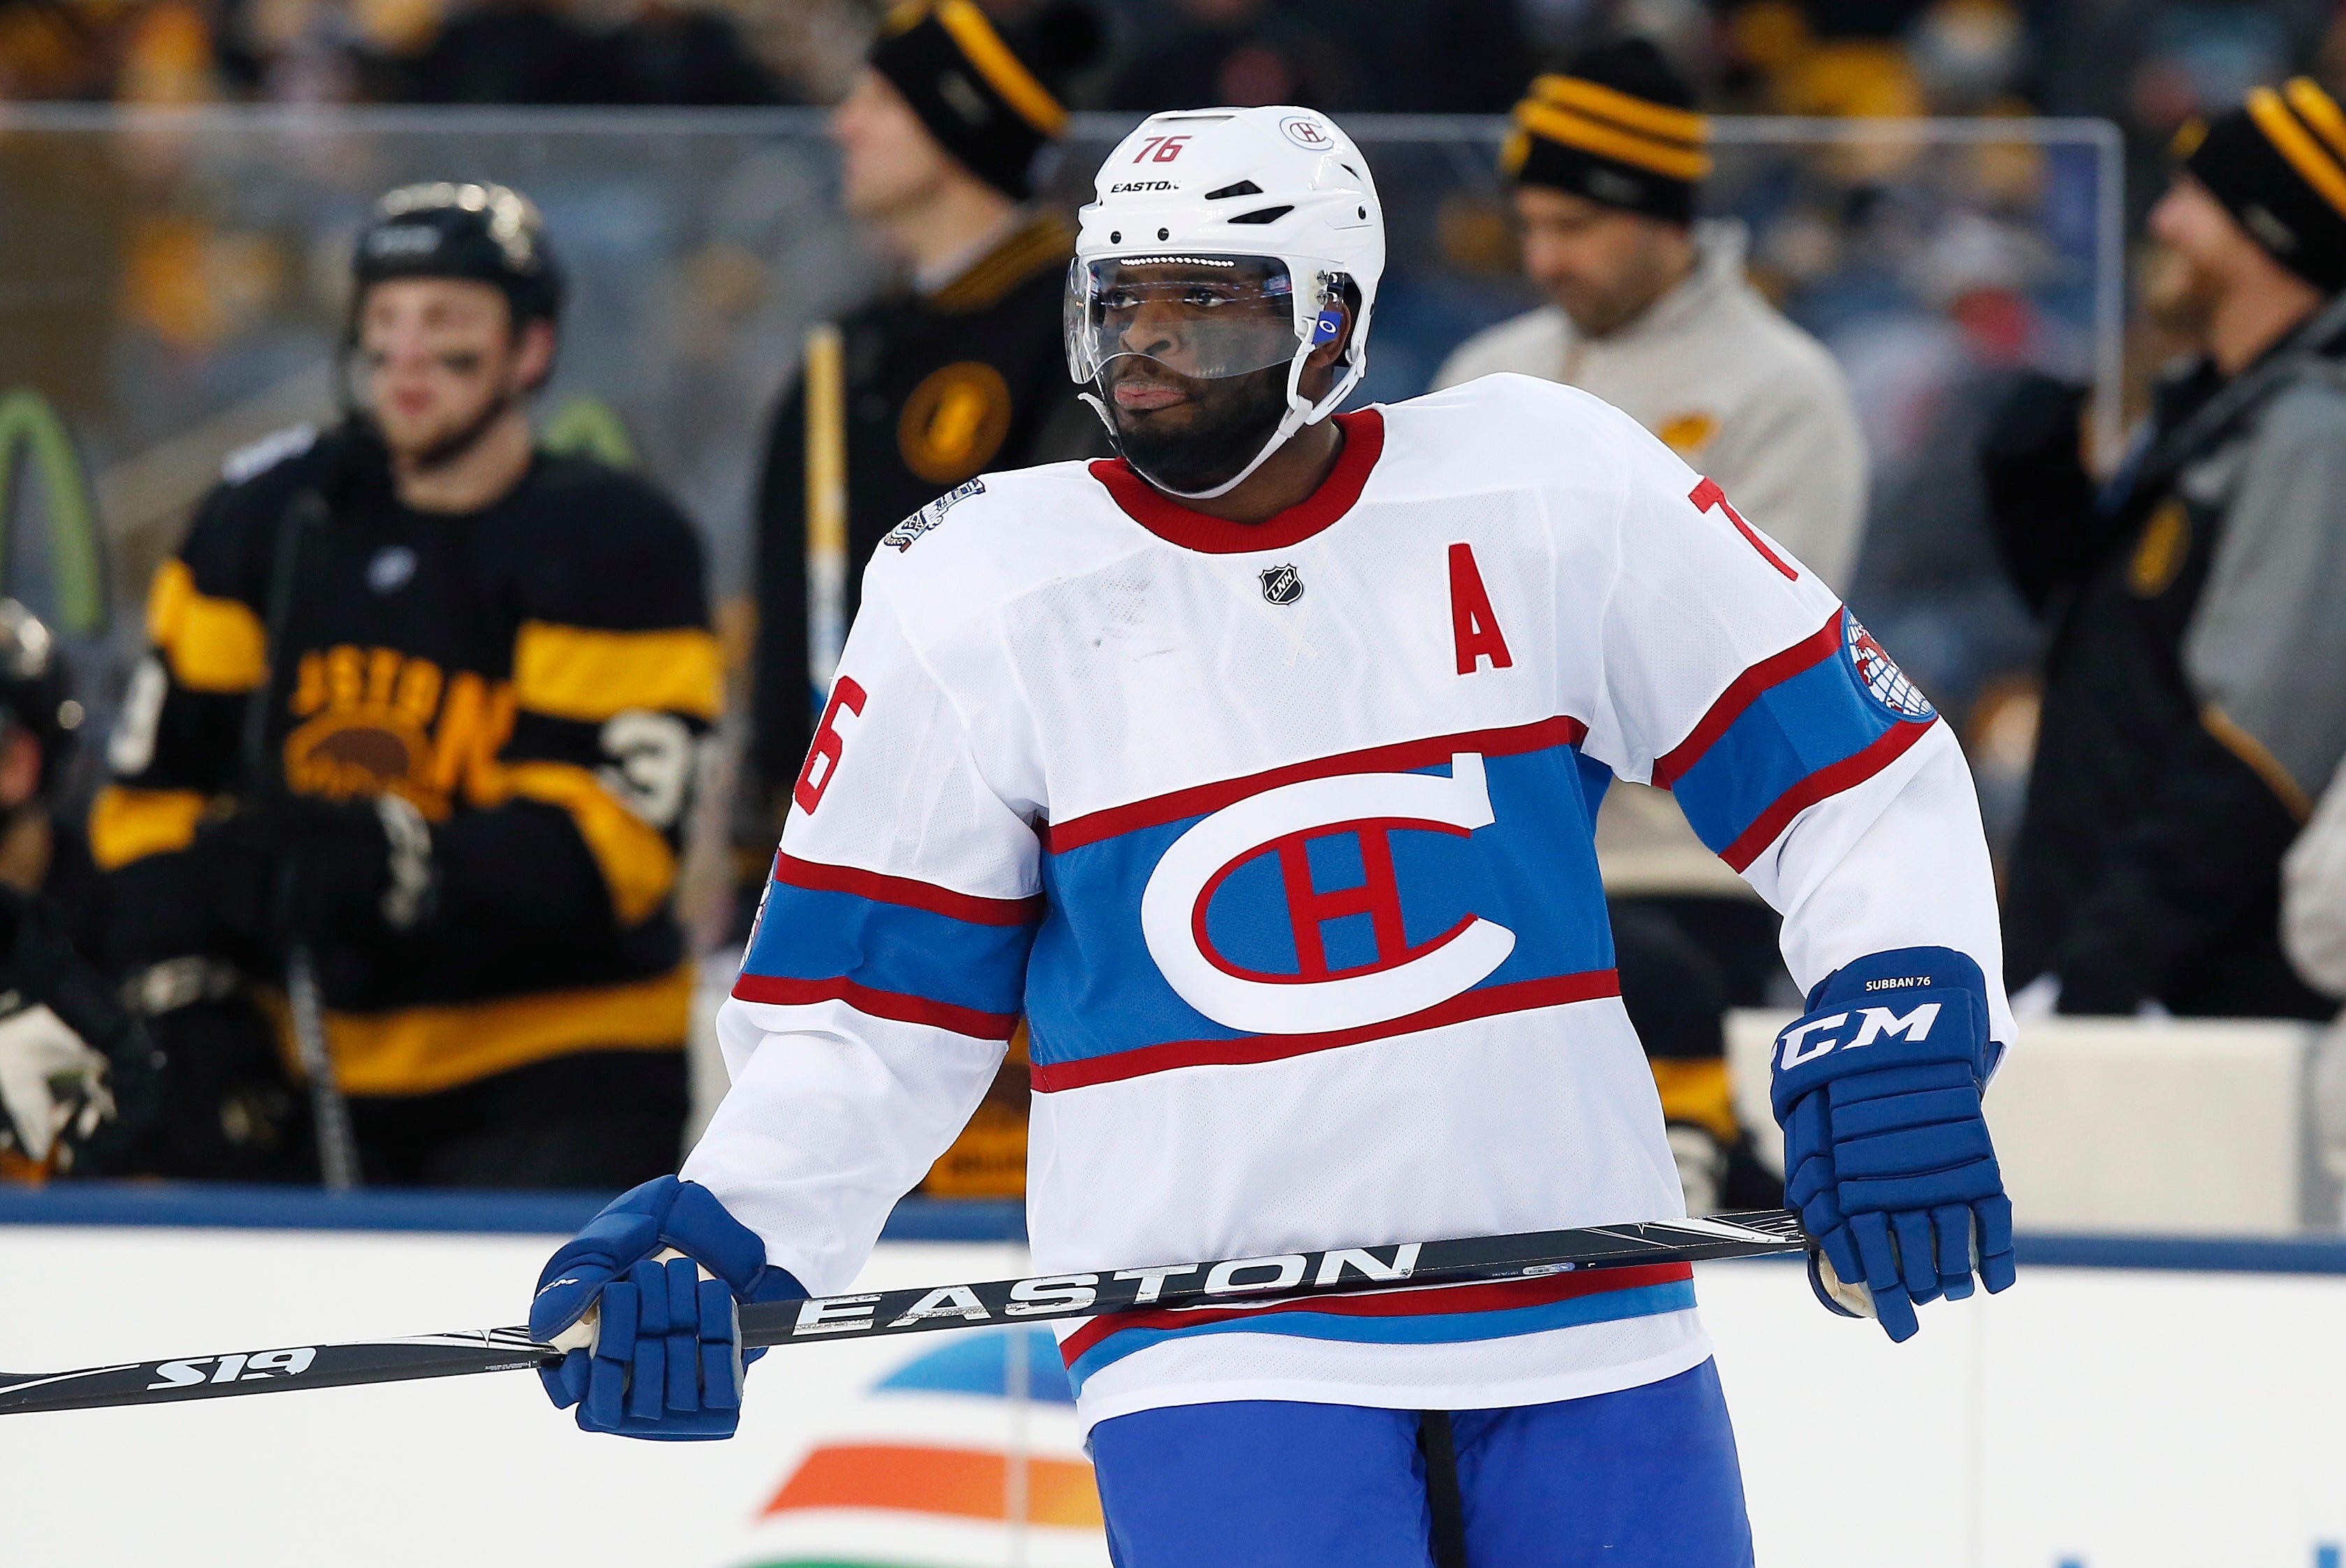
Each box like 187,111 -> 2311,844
1085,346 -> 1347,503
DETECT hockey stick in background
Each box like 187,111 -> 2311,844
0,1210 -> 1806,1417
247,488 -> 361,1192
802,321 -> 849,706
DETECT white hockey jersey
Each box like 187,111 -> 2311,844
685,373 -> 2012,1431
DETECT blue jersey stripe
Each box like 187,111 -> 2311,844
741,880 -> 1035,1019
1672,634 -> 1899,856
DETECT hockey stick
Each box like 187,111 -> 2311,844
0,1210 -> 1804,1417
803,321 -> 849,704
248,489 -> 361,1192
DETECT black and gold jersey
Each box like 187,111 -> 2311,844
748,212 -> 1100,796
92,421 -> 718,1098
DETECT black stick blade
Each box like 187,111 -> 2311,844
0,1328 -> 551,1416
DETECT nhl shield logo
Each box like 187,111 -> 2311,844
1259,564 -> 1304,605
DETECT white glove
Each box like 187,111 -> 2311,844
0,1003 -> 115,1170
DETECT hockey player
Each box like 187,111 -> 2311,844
533,109 -> 2015,1563
746,0 -> 1105,1200
748,0 -> 1106,810
0,600 -> 157,1179
1433,40 -> 1870,1210
93,182 -> 718,1188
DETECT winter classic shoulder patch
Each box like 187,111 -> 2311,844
1844,611 -> 1934,721
881,479 -> 986,553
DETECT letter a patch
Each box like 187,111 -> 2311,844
1449,542 -> 1514,675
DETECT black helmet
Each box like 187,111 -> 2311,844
351,181 -> 565,328
0,600 -> 78,797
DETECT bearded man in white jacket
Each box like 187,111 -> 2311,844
1435,38 -> 1870,1209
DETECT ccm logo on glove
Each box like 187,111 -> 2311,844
1776,1002 -> 1941,1069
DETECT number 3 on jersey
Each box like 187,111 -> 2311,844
795,676 -> 867,814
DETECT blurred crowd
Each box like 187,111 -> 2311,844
0,0 -> 2341,142
5,0 -> 2346,1198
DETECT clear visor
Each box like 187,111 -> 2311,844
1066,254 -> 1306,386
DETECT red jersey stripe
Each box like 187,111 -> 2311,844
772,852 -> 1043,927
730,973 -> 1020,1040
1045,716 -> 1590,854
1058,1261 -> 1695,1365
1029,968 -> 1619,1092
1721,717 -> 1934,872
1651,611 -> 1843,790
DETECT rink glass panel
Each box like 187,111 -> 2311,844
0,106 -> 2117,775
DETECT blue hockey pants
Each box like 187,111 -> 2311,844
1087,1359 -> 1754,1567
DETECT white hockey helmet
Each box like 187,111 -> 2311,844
1067,106 -> 1385,498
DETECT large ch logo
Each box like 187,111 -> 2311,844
1140,754 -> 1516,1035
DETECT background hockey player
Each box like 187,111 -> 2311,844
744,0 -> 1104,1200
0,600 -> 157,1180
1984,78 -> 2346,1022
1434,38 -> 1871,1213
747,0 -> 1104,817
532,108 -> 2015,1565
751,0 -> 1107,1201
92,182 -> 718,1188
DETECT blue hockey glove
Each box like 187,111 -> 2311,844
529,1176 -> 804,1439
1769,948 -> 2015,1342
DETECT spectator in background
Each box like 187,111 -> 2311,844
746,0 -> 1102,1201
2283,753 -> 2346,1218
1106,0 -> 1368,112
1435,40 -> 1867,583
1984,78 -> 2346,1022
402,0 -> 600,103
1432,39 -> 1867,1212
592,0 -> 781,106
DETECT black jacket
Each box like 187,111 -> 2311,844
1985,353 -> 2346,1019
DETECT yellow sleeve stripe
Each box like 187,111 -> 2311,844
2202,703 -> 2314,824
300,966 -> 692,1098
512,621 -> 722,723
1528,74 -> 1709,146
495,761 -> 678,926
146,559 -> 267,694
2285,77 -> 2346,169
1512,101 -> 1714,182
2248,86 -> 2346,220
936,0 -> 1067,138
89,785 -> 207,870
1651,1056 -> 1739,1145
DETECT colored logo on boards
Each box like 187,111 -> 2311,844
1138,754 -> 1516,1034
732,1327 -> 1104,1568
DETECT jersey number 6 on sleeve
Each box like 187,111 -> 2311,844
1689,477 -> 1797,581
795,676 -> 867,815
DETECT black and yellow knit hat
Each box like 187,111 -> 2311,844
869,1 -> 1102,202
1500,38 -> 1710,225
2177,76 -> 2346,293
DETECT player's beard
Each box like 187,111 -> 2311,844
2137,238 -> 2222,347
403,383 -> 520,473
1106,362 -> 1294,496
